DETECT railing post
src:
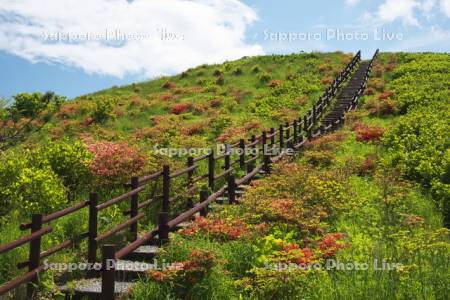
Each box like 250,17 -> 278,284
293,120 -> 298,144
298,132 -> 304,146
224,145 -> 231,171
158,165 -> 170,246
287,140 -> 294,154
199,190 -> 209,217
307,129 -> 313,141
101,244 -> 115,300
27,214 -> 42,300
208,149 -> 215,191
262,131 -> 271,174
312,106 -> 317,124
247,135 -> 256,174
187,156 -> 194,208
157,212 -> 169,246
130,176 -> 139,241
162,165 -> 170,213
227,174 -> 236,204
285,122 -> 290,142
239,139 -> 245,169
319,125 -> 325,136
279,125 -> 284,149
298,118 -> 303,138
269,128 -> 275,145
303,115 -> 308,132
88,192 -> 98,268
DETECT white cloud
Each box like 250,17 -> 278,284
440,0 -> 450,16
0,0 -> 263,78
420,0 -> 436,13
387,26 -> 450,50
377,0 -> 420,25
345,0 -> 360,6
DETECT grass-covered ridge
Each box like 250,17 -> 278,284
0,52 -> 449,299
35,52 -> 350,145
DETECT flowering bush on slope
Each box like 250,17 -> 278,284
147,249 -> 217,298
180,216 -> 266,241
87,142 -> 145,184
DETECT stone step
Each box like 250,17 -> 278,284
60,278 -> 134,299
225,190 -> 245,197
216,197 -> 228,204
173,221 -> 192,230
124,245 -> 160,262
115,259 -> 157,280
237,185 -> 250,190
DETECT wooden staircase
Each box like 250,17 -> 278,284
56,51 -> 379,300
59,181 -> 254,299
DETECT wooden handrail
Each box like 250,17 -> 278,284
0,227 -> 52,254
96,185 -> 146,211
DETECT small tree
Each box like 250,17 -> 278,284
0,91 -> 65,150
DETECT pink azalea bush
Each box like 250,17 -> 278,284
87,142 -> 145,184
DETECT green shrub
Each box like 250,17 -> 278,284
91,97 -> 114,123
391,54 -> 450,112
215,75 -> 225,86
232,67 -> 243,76
210,115 -> 233,136
34,139 -> 93,198
251,65 -> 261,73
0,150 -> 67,218
383,106 -> 450,224
258,72 -> 272,83
213,69 -> 223,77
10,92 -> 64,118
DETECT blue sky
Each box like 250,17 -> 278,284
1,0 -> 449,99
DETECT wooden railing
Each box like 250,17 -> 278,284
0,49 -> 380,299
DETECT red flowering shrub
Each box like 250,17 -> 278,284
373,64 -> 384,77
318,233 -> 348,258
58,103 -> 81,119
364,87 -> 376,95
364,98 -> 399,116
171,103 -> 192,114
180,216 -> 261,240
148,249 -> 216,296
385,62 -> 396,72
162,81 -> 177,89
303,150 -> 335,167
305,132 -> 347,150
244,120 -> 262,131
192,103 -> 209,113
281,243 -> 315,264
353,123 -> 385,142
87,142 -> 145,184
181,121 -> 207,136
217,127 -> 247,143
268,80 -> 282,88
296,96 -> 308,106
368,78 -> 385,91
83,117 -> 94,126
209,98 -> 222,108
159,93 -> 174,101
358,155 -> 377,176
378,90 -> 395,100
318,64 -> 332,72
400,213 -> 424,228
321,76 -> 333,85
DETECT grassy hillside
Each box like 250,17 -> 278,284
0,51 -> 449,299
128,52 -> 450,299
33,52 -> 350,147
